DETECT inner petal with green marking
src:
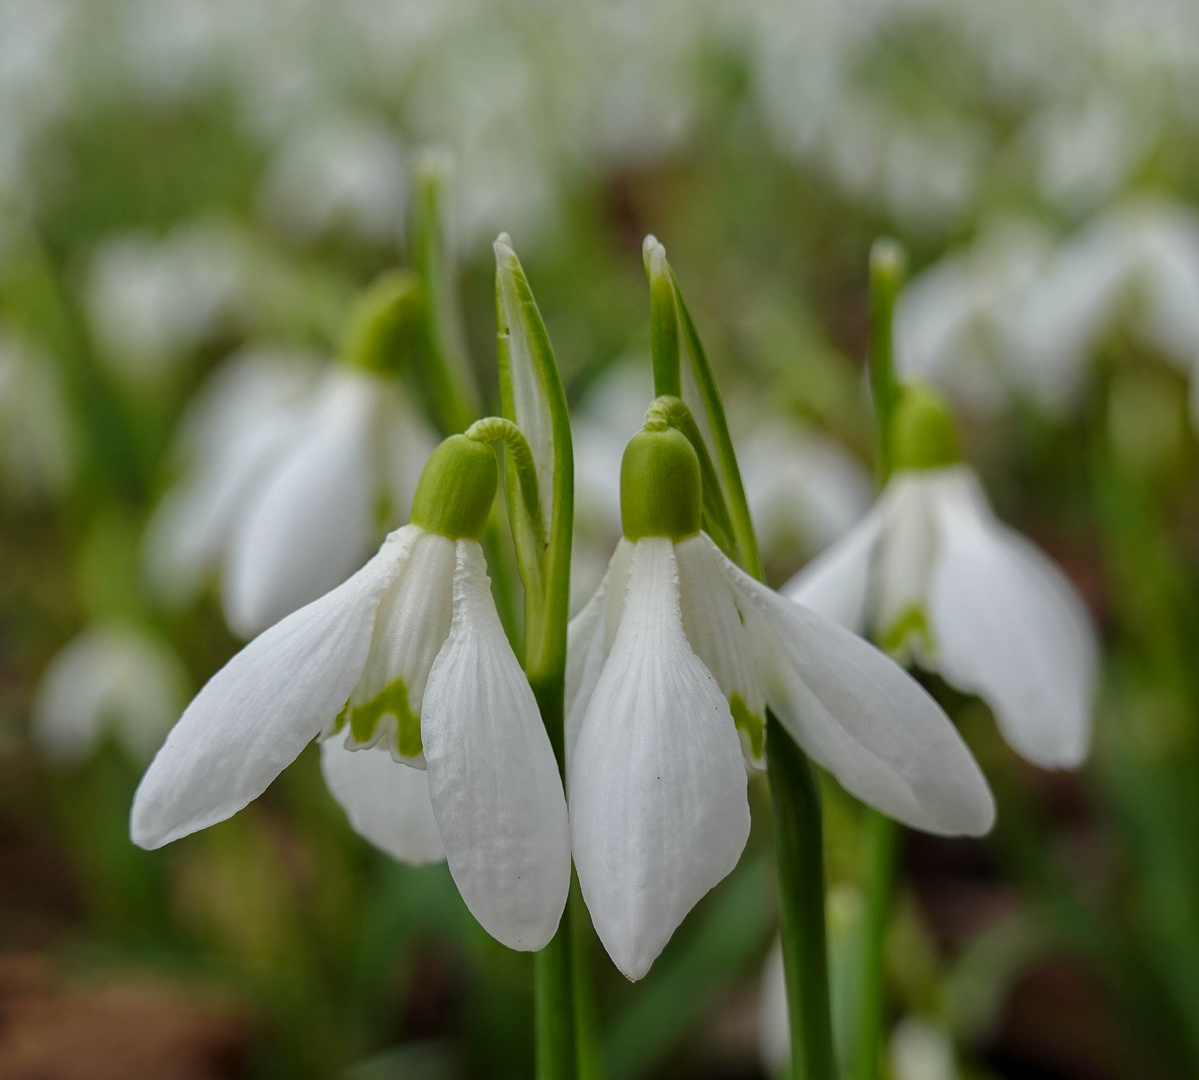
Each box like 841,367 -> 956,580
338,678 -> 424,762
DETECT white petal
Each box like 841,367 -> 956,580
675,534 -> 768,770
320,741 -> 444,864
782,501 -> 886,633
564,538 -> 632,770
223,368 -> 380,638
725,554 -> 994,836
570,538 -> 750,980
33,626 -> 188,765
422,540 -> 570,952
130,528 -> 416,849
339,530 -> 457,764
928,470 -> 1096,768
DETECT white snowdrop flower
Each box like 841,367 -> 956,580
568,425 -> 993,980
86,223 -> 248,382
145,348 -> 437,639
258,115 -> 406,245
132,434 -> 571,951
33,625 -> 189,765
0,328 -> 74,499
787,386 -> 1097,770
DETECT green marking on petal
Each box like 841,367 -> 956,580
881,605 -> 933,659
331,702 -> 349,734
347,678 -> 424,758
730,694 -> 765,762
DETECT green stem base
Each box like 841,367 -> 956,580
767,711 -> 837,1080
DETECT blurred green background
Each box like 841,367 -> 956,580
3,1 -> 1199,1077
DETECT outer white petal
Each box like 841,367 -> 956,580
570,538 -> 750,980
782,501 -> 886,632
421,540 -> 570,952
675,534 -> 768,770
564,538 -> 632,770
33,626 -> 189,765
223,368 -> 379,638
319,741 -> 444,864
927,470 -> 1096,768
130,528 -> 416,850
725,553 -> 994,837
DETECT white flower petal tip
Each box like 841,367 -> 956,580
929,488 -> 1097,772
320,741 -> 444,865
570,539 -> 751,980
723,550 -> 995,838
422,541 -> 570,952
130,534 -> 411,850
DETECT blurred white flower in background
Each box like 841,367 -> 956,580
737,420 -> 873,565
902,198 -> 1199,418
86,222 -> 250,383
788,464 -> 1097,769
890,1016 -> 958,1080
145,348 -> 438,638
32,624 -> 189,764
0,328 -> 74,499
258,115 -> 407,245
896,219 -> 1059,414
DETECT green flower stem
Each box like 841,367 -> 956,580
867,238 -> 906,487
465,417 -> 545,547
645,241 -> 835,1080
495,238 -> 579,1080
852,811 -> 897,1080
768,712 -> 838,1080
853,237 -> 908,1080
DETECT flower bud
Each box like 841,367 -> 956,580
410,435 -> 497,541
621,427 -> 702,541
343,270 -> 424,374
889,384 -> 961,471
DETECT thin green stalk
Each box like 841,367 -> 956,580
867,239 -> 905,487
852,238 -> 908,1080
768,713 -> 838,1080
495,237 -> 578,1079
852,812 -> 897,1080
645,236 -> 835,1080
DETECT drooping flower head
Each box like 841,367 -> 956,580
132,432 -> 571,952
787,384 -> 1097,769
568,409 -> 994,980
144,274 -> 438,639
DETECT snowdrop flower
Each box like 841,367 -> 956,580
787,385 -> 1097,769
33,625 -> 189,765
568,422 -> 993,980
145,344 -> 437,639
132,434 -> 571,951
86,222 -> 249,382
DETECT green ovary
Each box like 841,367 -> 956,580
336,679 -> 424,759
881,605 -> 933,659
730,694 -> 765,762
